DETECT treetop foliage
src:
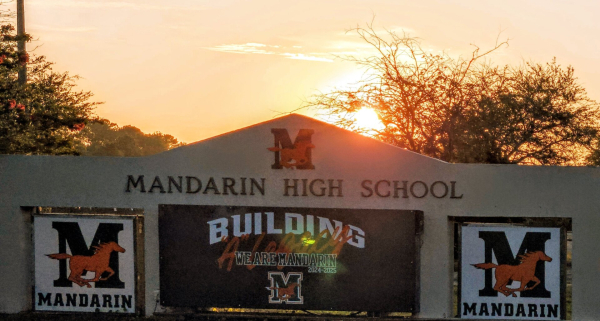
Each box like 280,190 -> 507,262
77,119 -> 185,157
0,21 -> 183,157
310,25 -> 600,165
0,23 -> 97,155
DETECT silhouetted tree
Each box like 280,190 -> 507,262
461,61 -> 598,165
310,25 -> 599,165
0,24 -> 98,154
77,119 -> 185,156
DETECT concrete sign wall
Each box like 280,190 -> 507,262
0,114 -> 598,319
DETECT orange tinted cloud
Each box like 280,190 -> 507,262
207,43 -> 333,62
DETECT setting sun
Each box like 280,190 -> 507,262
354,107 -> 385,133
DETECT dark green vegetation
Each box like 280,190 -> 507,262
76,119 -> 184,157
0,23 -> 183,156
0,24 -> 95,155
310,25 -> 600,165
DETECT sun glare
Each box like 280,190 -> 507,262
354,108 -> 385,134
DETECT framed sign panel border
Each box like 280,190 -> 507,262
158,204 -> 423,314
31,208 -> 145,315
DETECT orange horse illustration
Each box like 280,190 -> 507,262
47,241 -> 126,288
268,141 -> 315,168
266,283 -> 298,301
472,251 -> 552,297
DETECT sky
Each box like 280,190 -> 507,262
8,0 -> 600,143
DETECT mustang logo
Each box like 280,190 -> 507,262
268,141 -> 315,169
266,283 -> 299,301
47,241 -> 126,288
472,250 -> 552,297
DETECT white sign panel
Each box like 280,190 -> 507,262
34,215 -> 135,313
460,225 -> 561,320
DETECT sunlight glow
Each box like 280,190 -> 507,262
354,108 -> 385,134
301,236 -> 316,245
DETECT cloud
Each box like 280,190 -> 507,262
245,43 -> 267,47
206,43 -> 333,63
28,0 -> 204,11
207,43 -> 275,55
337,25 -> 417,37
281,53 -> 333,62
29,24 -> 97,33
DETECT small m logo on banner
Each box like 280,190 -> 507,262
267,272 -> 303,304
268,129 -> 315,169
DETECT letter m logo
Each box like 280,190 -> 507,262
477,231 -> 552,298
51,221 -> 125,289
267,272 -> 303,304
268,129 -> 315,169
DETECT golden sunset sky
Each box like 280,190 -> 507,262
10,0 -> 600,143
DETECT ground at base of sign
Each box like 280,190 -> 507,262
2,310 -> 415,321
0,314 -> 166,321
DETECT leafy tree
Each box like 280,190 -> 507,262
77,119 -> 185,157
462,61 -> 598,165
0,24 -> 98,155
310,25 -> 600,165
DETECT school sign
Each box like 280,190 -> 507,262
0,114 -> 597,320
159,205 -> 422,311
460,226 -> 563,319
33,215 -> 136,313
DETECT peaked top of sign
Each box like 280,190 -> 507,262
156,114 -> 446,170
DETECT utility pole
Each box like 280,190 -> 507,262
17,0 -> 26,85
